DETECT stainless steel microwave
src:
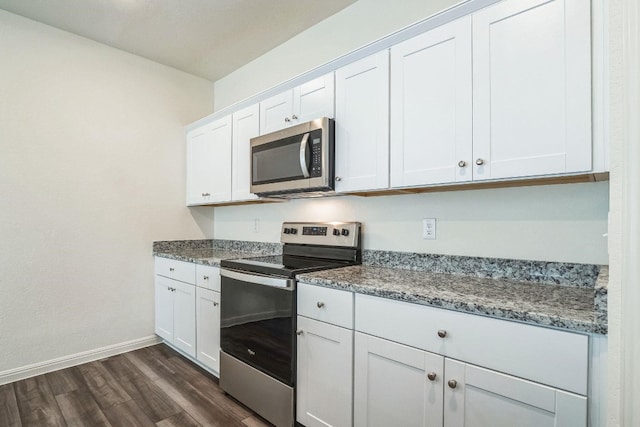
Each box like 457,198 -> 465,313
250,117 -> 334,197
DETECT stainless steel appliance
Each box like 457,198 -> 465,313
219,222 -> 361,427
250,118 -> 335,198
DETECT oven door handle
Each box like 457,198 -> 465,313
220,268 -> 296,290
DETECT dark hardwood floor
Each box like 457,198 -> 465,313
0,344 -> 272,427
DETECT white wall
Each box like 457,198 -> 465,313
211,0 -> 609,266
215,182 -> 609,264
0,10 -> 214,374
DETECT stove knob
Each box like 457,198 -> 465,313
333,228 -> 341,236
290,228 -> 298,235
341,229 -> 350,237
283,228 -> 291,234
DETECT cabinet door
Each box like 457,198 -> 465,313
260,90 -> 293,135
293,73 -> 335,124
297,316 -> 353,427
390,16 -> 472,188
335,51 -> 389,193
354,332 -> 444,427
155,276 -> 174,342
186,116 -> 232,205
196,287 -> 221,374
472,0 -> 591,180
232,104 -> 260,201
444,359 -> 586,427
172,280 -> 196,358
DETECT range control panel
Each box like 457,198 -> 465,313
281,222 -> 361,247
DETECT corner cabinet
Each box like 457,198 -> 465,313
334,51 -> 390,193
260,73 -> 335,135
472,0 -> 592,180
186,116 -> 232,205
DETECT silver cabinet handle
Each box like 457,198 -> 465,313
201,192 -> 210,197
203,275 -> 209,280
427,372 -> 437,381
247,349 -> 256,356
448,379 -> 458,389
458,160 -> 467,167
169,268 -> 175,272
213,301 -> 219,307
296,330 -> 304,336
291,114 -> 298,120
284,117 -> 291,123
335,176 -> 342,182
475,158 -> 484,166
316,302 -> 325,308
437,330 -> 447,338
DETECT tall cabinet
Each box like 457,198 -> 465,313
471,0 -> 592,180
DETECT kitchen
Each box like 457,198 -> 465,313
0,0 -> 637,426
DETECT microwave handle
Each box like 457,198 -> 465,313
299,132 -> 311,178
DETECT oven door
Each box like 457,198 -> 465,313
220,268 -> 296,386
250,117 -> 334,196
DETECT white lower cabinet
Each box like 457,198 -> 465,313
196,287 -> 221,374
155,275 -> 196,358
354,332 -> 443,427
297,315 -> 353,427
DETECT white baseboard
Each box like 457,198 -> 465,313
0,335 -> 161,386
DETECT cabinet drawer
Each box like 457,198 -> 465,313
154,257 -> 196,284
298,283 -> 353,329
355,293 -> 588,395
196,264 -> 221,291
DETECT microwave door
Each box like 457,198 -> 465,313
252,133 -> 308,185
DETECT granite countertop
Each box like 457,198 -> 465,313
298,265 -> 607,335
153,247 -> 260,267
152,239 -> 281,267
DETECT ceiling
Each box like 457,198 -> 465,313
0,0 -> 357,82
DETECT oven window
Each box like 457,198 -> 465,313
220,276 -> 295,386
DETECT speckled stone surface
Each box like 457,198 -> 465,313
363,250 -> 600,288
152,239 -> 280,267
594,266 -> 609,334
298,265 -> 607,335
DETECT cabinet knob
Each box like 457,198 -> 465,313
291,114 -> 298,120
437,330 -> 447,338
247,349 -> 256,356
213,301 -> 219,307
296,330 -> 304,336
284,117 -> 291,123
203,275 -> 209,280
427,372 -> 437,381
316,302 -> 325,308
475,158 -> 484,166
169,268 -> 175,272
335,176 -> 342,182
201,192 -> 210,197
458,160 -> 467,168
448,379 -> 458,389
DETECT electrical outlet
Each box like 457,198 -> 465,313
423,218 -> 436,240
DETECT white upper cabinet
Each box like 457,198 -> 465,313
260,73 -> 335,135
472,0 -> 592,180
335,51 -> 390,193
390,16 -> 473,188
186,115 -> 232,205
232,104 -> 260,201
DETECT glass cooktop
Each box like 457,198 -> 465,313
220,254 -> 351,278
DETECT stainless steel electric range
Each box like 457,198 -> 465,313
219,222 -> 362,427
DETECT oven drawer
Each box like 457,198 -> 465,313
196,264 -> 221,291
298,283 -> 354,329
154,257 -> 196,284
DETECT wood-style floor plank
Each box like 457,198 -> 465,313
55,389 -> 111,427
4,344 -> 274,427
0,383 -> 22,427
14,376 -> 66,427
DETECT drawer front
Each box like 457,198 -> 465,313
154,257 -> 196,284
355,293 -> 588,395
298,283 -> 354,329
196,264 -> 221,291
